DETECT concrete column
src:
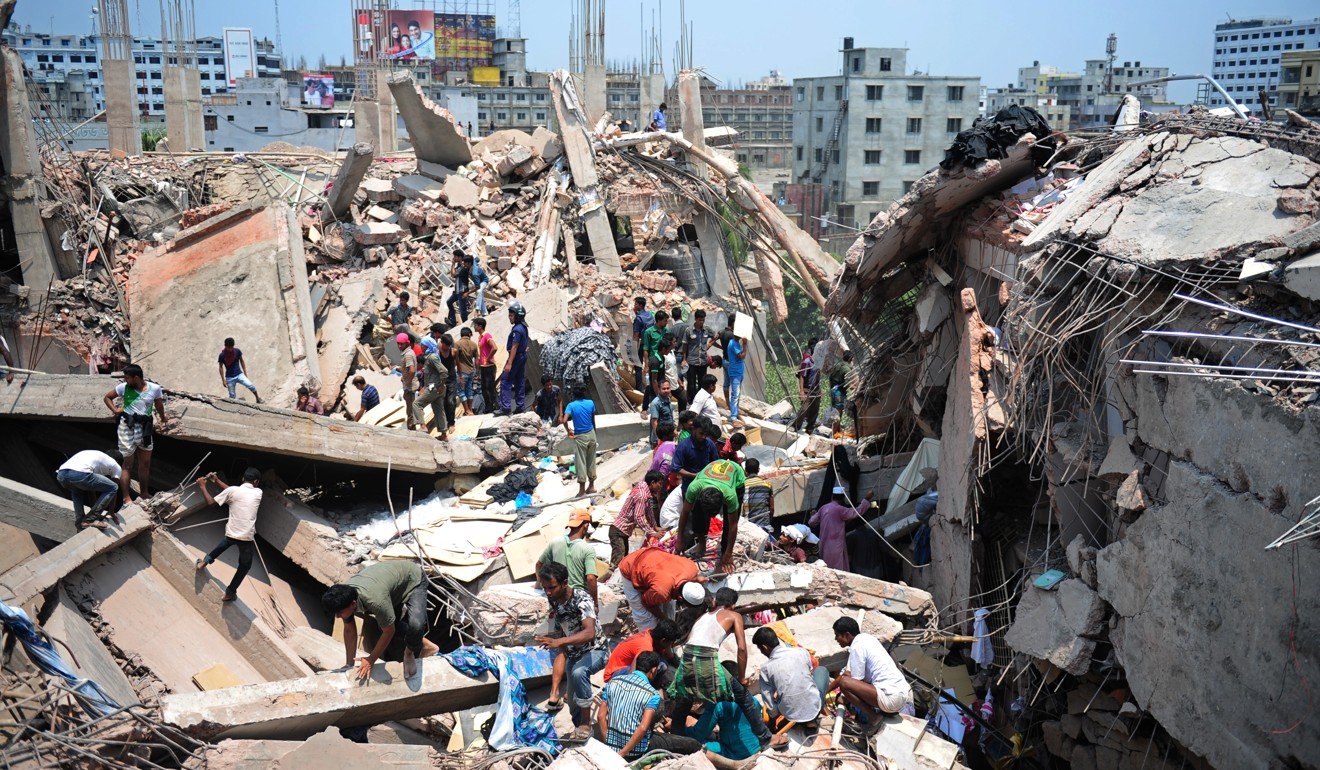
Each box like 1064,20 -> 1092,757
677,70 -> 733,299
163,66 -> 187,150
183,67 -> 204,150
101,57 -> 139,156
549,70 -> 619,274
376,69 -> 397,154
639,71 -> 665,129
582,62 -> 607,124
0,48 -> 58,288
321,142 -> 374,223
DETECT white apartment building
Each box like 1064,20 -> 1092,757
791,42 -> 980,229
1210,17 -> 1320,114
0,22 -> 281,118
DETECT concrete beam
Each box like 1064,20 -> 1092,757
161,655 -> 551,740
256,475 -> 357,587
719,562 -> 935,619
0,474 -> 79,542
0,374 -> 451,474
45,586 -> 139,707
0,502 -> 154,606
101,57 -> 139,156
320,143 -> 375,223
549,70 -> 619,275
192,730 -> 439,769
135,528 -> 313,682
678,69 -> 732,300
387,73 -> 472,169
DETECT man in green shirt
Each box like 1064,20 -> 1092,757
536,508 -> 600,606
322,561 -> 438,679
679,459 -> 746,573
640,310 -> 670,409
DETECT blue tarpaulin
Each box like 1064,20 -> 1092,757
445,645 -> 558,755
0,600 -> 121,717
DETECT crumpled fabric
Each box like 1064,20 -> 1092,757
971,607 -> 994,668
913,523 -> 932,567
0,600 -> 119,717
488,467 -> 542,503
940,105 -> 1056,171
445,645 -> 558,755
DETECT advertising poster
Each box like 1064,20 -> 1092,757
435,13 -> 495,64
303,73 -> 335,108
222,27 -> 255,88
379,11 -> 436,61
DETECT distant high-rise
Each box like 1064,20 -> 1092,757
1210,17 -> 1320,115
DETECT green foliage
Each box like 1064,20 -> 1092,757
736,161 -> 752,180
141,127 -> 167,152
718,200 -> 749,267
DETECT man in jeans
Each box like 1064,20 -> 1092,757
724,333 -> 747,423
55,450 -> 121,529
679,309 -> 713,401
195,468 -> 263,602
217,337 -> 260,402
534,561 -> 608,738
474,318 -> 498,414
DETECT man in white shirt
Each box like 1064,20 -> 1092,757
102,364 -> 167,503
55,450 -> 122,529
690,373 -> 721,423
658,484 -> 685,530
830,616 -> 913,717
195,468 -> 264,602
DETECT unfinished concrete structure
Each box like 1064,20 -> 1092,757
828,111 -> 1320,769
159,0 -> 204,152
97,0 -> 138,156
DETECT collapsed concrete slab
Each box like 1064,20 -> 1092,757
255,475 -> 357,587
388,72 -> 472,169
0,473 -> 80,542
549,70 -> 620,274
320,143 -> 374,223
1003,580 -> 1104,676
190,729 -> 440,770
129,203 -> 320,407
313,267 -> 383,409
721,562 -> 936,619
0,502 -> 154,605
1,45 -> 59,289
160,654 -> 551,740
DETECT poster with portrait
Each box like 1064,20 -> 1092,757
303,73 -> 335,109
379,11 -> 436,61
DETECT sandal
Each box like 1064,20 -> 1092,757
221,593 -> 238,603
544,698 -> 564,712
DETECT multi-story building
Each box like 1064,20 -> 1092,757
1278,49 -> 1320,115
1210,17 -> 1320,115
791,41 -> 980,230
699,72 -> 793,169
982,86 -> 1071,130
1,22 -> 281,119
1036,60 -> 1172,128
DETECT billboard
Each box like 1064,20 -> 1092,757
435,13 -> 495,63
303,73 -> 335,109
222,27 -> 255,88
381,11 -> 436,61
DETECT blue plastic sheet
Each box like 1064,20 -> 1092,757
0,600 -> 120,717
445,645 -> 557,755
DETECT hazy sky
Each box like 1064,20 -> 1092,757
18,1 -> 1320,101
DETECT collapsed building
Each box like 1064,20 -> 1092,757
827,108 -> 1320,768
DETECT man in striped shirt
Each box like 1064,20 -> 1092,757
608,471 -> 664,567
598,651 -> 702,759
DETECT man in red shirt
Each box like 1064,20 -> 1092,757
603,618 -> 681,684
616,547 -> 707,631
474,317 -> 499,414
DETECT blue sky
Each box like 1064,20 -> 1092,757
19,1 -> 1320,101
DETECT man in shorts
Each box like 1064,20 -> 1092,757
102,365 -> 166,503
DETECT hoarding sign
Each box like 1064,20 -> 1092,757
379,11 -> 436,61
435,13 -> 495,63
222,27 -> 255,88
303,73 -> 335,108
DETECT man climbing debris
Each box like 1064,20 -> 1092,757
195,469 -> 263,603
102,364 -> 166,503
55,449 -> 122,529
322,561 -> 439,680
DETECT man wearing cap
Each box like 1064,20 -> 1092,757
615,547 -> 707,632
499,303 -> 530,414
808,486 -> 875,572
536,508 -> 600,606
397,332 -> 420,430
777,523 -> 818,563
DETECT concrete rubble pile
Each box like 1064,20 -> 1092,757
827,108 -> 1320,769
0,25 -> 982,767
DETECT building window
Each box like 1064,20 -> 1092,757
906,117 -> 922,133
904,150 -> 921,164
907,85 -> 924,101
796,146 -> 804,161
149,56 -> 160,63
814,147 -> 823,162
815,116 -> 824,131
254,126 -> 268,133
497,112 -> 507,119
946,117 -> 962,133
903,181 -> 915,193
864,149 -> 881,164
880,57 -> 892,72
204,114 -> 218,130
537,94 -> 547,101
831,148 -> 839,163
516,93 -> 526,101
866,84 -> 883,100
86,54 -> 96,63
947,85 -> 964,101
517,112 -> 526,121
862,181 -> 880,197
834,84 -> 843,100
535,112 -> 546,121
226,115 -> 234,121
865,117 -> 882,133
796,86 -> 804,102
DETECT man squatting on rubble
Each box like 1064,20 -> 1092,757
55,449 -> 122,529
194,469 -> 263,602
322,560 -> 440,679
831,616 -> 914,719
535,561 -> 608,736
678,457 -> 746,573
102,364 -> 167,502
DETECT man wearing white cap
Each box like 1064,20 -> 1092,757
808,486 -> 875,572
615,547 -> 707,631
777,523 -> 819,563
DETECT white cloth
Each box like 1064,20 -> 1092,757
658,486 -> 684,529
847,633 -> 911,701
663,355 -> 682,391
618,574 -> 660,631
691,388 -> 720,422
687,612 -> 729,648
114,381 -> 164,416
58,450 -> 121,478
971,607 -> 994,668
781,523 -> 819,545
215,483 -> 263,541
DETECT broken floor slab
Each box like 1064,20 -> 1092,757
189,729 -> 440,770
0,473 -> 80,542
388,72 -> 472,169
1003,579 -> 1104,676
161,654 -> 551,740
0,502 -> 154,605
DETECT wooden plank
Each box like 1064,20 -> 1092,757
193,663 -> 244,691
